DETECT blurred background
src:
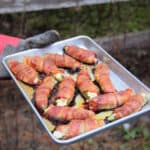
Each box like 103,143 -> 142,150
0,0 -> 150,150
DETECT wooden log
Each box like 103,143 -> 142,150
0,0 -> 128,14
95,30 -> 150,51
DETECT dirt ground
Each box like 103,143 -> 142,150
0,48 -> 149,150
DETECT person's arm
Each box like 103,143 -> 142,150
0,30 -> 60,78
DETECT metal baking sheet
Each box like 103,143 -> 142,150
2,35 -> 150,144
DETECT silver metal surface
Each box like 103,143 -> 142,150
2,35 -> 150,144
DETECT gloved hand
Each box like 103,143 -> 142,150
0,30 -> 60,78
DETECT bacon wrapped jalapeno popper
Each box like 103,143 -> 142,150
88,88 -> 134,111
35,76 -> 57,111
23,55 -> 64,81
94,63 -> 115,93
54,77 -> 75,106
108,93 -> 149,121
64,45 -> 98,64
53,118 -> 105,139
77,69 -> 99,99
45,53 -> 81,71
44,105 -> 95,121
9,60 -> 40,85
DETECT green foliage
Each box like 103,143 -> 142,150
123,125 -> 150,140
123,127 -> 141,140
142,127 -> 150,138
143,141 -> 150,150
118,123 -> 150,150
0,0 -> 149,38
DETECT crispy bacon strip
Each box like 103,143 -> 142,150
77,69 -> 99,99
108,94 -> 149,120
88,88 -> 134,111
94,63 -> 115,93
53,118 -> 104,139
45,53 -> 81,71
35,76 -> 57,111
54,77 -> 75,106
44,105 -> 95,121
64,45 -> 98,64
9,60 -> 40,85
23,55 -> 43,72
23,55 -> 64,81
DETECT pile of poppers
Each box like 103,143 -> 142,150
9,45 -> 149,140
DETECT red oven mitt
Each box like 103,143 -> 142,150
0,34 -> 22,55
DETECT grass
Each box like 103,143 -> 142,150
118,122 -> 150,150
0,0 -> 149,38
122,126 -> 150,140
